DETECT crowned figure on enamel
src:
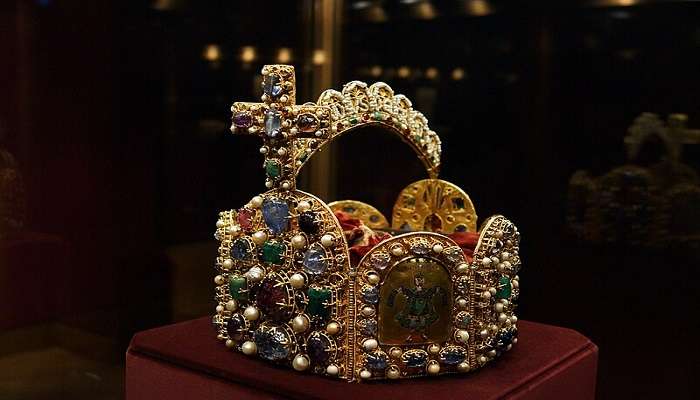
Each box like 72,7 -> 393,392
212,65 -> 522,382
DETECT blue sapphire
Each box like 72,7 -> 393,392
303,243 -> 328,276
263,74 -> 283,99
401,349 -> 428,368
366,352 -> 388,370
262,198 -> 289,235
357,319 -> 377,336
361,285 -> 379,304
253,325 -> 291,361
226,314 -> 246,340
230,238 -> 252,260
439,346 -> 467,365
298,211 -> 320,234
264,109 -> 282,138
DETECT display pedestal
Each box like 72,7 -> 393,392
126,317 -> 597,400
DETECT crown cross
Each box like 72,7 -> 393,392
230,65 -> 332,191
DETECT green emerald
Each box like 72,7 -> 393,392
306,286 -> 332,319
496,276 -> 512,299
229,275 -> 248,300
350,117 -> 358,125
261,240 -> 286,265
373,111 -> 382,121
265,160 -> 281,178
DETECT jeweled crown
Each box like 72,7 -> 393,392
213,65 -> 522,382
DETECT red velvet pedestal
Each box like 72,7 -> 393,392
126,317 -> 598,400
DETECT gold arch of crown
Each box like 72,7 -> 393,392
230,65 -> 442,191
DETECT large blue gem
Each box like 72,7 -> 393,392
262,198 -> 289,234
253,325 -> 290,361
361,285 -> 379,304
401,349 -> 428,368
439,346 -> 467,365
303,242 -> 328,276
226,314 -> 246,339
366,352 -> 388,370
230,238 -> 251,260
265,109 -> 282,138
264,74 -> 283,99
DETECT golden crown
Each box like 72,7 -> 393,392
212,65 -> 522,382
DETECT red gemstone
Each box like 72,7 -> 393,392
362,113 -> 370,121
297,114 -> 319,133
256,278 -> 292,321
237,208 -> 254,231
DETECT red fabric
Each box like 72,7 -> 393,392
126,317 -> 598,400
447,231 -> 480,262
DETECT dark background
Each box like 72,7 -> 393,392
1,0 -> 699,398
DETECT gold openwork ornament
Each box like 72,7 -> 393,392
213,65 -> 521,382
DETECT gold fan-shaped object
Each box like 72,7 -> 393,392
391,179 -> 477,233
328,200 -> 390,230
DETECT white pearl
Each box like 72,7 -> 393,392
496,263 -> 505,272
480,329 -> 489,338
361,306 -> 375,317
277,147 -> 287,156
505,318 -> 513,327
252,231 -> 268,245
248,126 -> 257,134
326,322 -> 341,335
289,127 -> 298,136
320,234 -> 335,247
326,364 -> 339,376
391,245 -> 404,257
297,201 -> 311,212
491,256 -> 499,264
227,225 -> 241,235
214,275 -> 224,285
432,243 -> 444,253
367,273 -> 380,285
363,339 -> 378,351
512,279 -> 519,288
498,313 -> 508,323
457,362 -> 470,372
289,273 -> 305,289
495,303 -> 504,313
503,261 -> 512,270
455,329 -> 470,343
482,291 -> 491,299
359,369 -> 372,379
225,339 -> 235,348
243,306 -> 259,321
216,219 -> 225,228
251,196 -> 264,208
222,259 -> 233,269
511,315 -> 518,323
259,146 -> 268,154
427,362 -> 440,375
457,298 -> 468,309
481,258 -> 492,267
489,287 -> 497,295
292,315 -> 309,333
513,338 -> 518,344
292,354 -> 310,371
506,344 -> 513,351
501,299 -> 509,306
265,180 -> 273,188
501,252 -> 510,261
428,344 -> 440,354
390,348 -> 402,358
478,355 -> 487,363
280,95 -> 289,103
291,234 -> 307,249
241,341 -> 257,355
226,299 -> 237,311
246,266 -> 265,282
281,182 -> 291,190
488,350 -> 497,357
215,305 -> 224,313
386,367 -> 400,379
456,263 -> 469,274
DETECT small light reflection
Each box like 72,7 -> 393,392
276,48 -> 293,64
397,66 -> 411,79
369,65 -> 383,78
312,49 -> 326,65
464,0 -> 494,17
451,68 -> 466,81
203,44 -> 221,62
240,46 -> 257,63
425,67 -> 439,80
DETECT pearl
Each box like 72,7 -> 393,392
428,344 -> 440,354
259,146 -> 268,154
455,329 -> 470,343
241,341 -> 257,355
488,350 -> 497,357
281,182 -> 291,190
480,329 -> 489,338
495,303 -> 504,313
498,313 -> 508,323
216,219 -> 225,228
247,126 -> 258,134
277,147 -> 287,156
457,298 -> 468,309
315,130 -> 323,137
363,339 -> 378,351
501,299 -> 509,306
214,275 -> 224,285
390,347 -> 402,358
292,315 -> 309,333
456,263 -> 469,274
367,273 -> 380,285
501,252 -> 510,261
457,362 -> 470,372
243,306 -> 259,321
228,225 -> 241,236
506,344 -> 513,351
250,196 -> 264,208
361,306 -> 375,317
326,364 -> 339,376
427,362 -> 440,375
359,369 -> 372,379
496,263 -> 505,272
489,287 -> 497,295
289,127 -> 298,136
386,366 -> 400,379
320,234 -> 335,247
265,181 -> 273,188
252,231 -> 268,245
226,299 -> 237,311
479,356 -> 487,363
245,266 -> 265,282
432,243 -> 444,253
481,258 -> 492,267
512,279 -> 519,288
222,259 -> 233,270
289,273 -> 305,289
292,354 -> 310,371
482,291 -> 491,299
215,305 -> 224,313
511,315 -> 518,323
326,322 -> 341,335
491,256 -> 499,264
280,95 -> 289,103
513,338 -> 518,344
225,339 -> 235,348
505,318 -> 513,327
296,201 -> 311,212
291,234 -> 307,249
391,245 -> 404,257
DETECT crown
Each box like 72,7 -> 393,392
213,65 -> 522,382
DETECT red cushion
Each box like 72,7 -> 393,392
126,317 -> 598,400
